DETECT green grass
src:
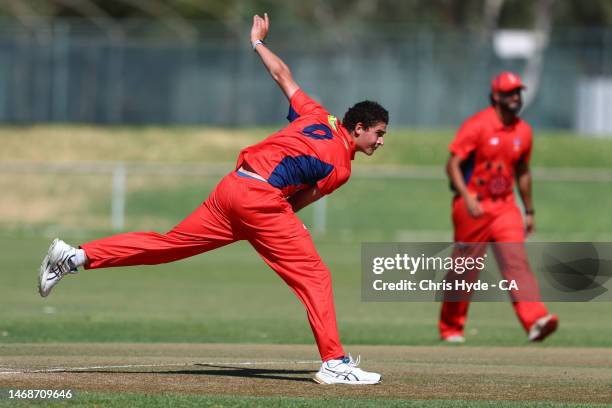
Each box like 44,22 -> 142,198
1,127 -> 611,346
2,234 -> 611,347
1,125 -> 612,167
360,129 -> 612,168
1,392 -> 606,408
4,176 -> 609,238
2,125 -> 610,235
1,127 -> 611,406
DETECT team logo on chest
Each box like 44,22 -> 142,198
513,137 -> 521,152
489,136 -> 500,146
328,115 -> 338,131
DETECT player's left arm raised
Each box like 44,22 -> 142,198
251,13 -> 299,100
516,160 -> 535,235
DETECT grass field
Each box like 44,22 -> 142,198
1,125 -> 612,167
1,126 -> 611,406
3,344 -> 611,407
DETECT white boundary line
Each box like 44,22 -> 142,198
0,360 -> 320,375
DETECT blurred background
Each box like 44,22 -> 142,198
1,1 -> 611,348
0,0 -> 611,131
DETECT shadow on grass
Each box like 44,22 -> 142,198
56,363 -> 316,383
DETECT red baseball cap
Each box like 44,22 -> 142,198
491,71 -> 526,93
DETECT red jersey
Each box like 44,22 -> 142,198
449,106 -> 532,201
237,89 -> 356,198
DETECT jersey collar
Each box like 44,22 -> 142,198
487,106 -> 520,131
338,123 -> 357,160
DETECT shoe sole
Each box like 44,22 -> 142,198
38,239 -> 59,298
530,317 -> 559,342
313,373 -> 381,385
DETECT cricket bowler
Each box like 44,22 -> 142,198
440,71 -> 558,343
38,13 -> 387,385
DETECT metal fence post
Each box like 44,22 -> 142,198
313,196 -> 327,235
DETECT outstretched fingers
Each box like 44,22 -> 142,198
251,13 -> 269,41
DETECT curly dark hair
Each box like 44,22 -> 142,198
342,101 -> 389,132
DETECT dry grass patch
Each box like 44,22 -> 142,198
0,126 -> 262,163
0,173 -> 111,229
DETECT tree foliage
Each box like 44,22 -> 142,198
0,0 -> 610,29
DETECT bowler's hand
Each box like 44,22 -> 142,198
525,214 -> 535,236
251,13 -> 269,44
465,194 -> 483,218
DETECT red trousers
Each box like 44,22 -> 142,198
439,195 -> 548,338
81,171 -> 344,361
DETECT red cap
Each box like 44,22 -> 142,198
491,71 -> 526,93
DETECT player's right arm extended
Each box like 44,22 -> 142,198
447,154 -> 483,217
251,13 -> 299,100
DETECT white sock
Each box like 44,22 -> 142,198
73,249 -> 87,268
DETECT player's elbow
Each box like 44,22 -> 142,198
518,172 -> 531,187
271,63 -> 293,84
446,156 -> 459,177
516,163 -> 530,179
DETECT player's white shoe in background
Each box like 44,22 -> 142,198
442,334 -> 466,344
528,314 -> 558,342
314,355 -> 381,385
38,239 -> 80,298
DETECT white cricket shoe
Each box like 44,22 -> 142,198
314,355 -> 381,385
38,239 -> 79,298
528,314 -> 558,342
442,334 -> 466,344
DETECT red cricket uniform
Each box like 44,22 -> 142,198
81,89 -> 355,361
440,106 -> 549,338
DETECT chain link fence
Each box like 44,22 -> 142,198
0,19 -> 611,132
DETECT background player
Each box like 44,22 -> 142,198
440,71 -> 558,343
38,13 -> 388,385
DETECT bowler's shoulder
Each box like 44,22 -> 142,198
456,109 -> 489,137
462,107 -> 492,127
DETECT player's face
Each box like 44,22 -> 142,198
354,122 -> 386,155
495,88 -> 523,115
